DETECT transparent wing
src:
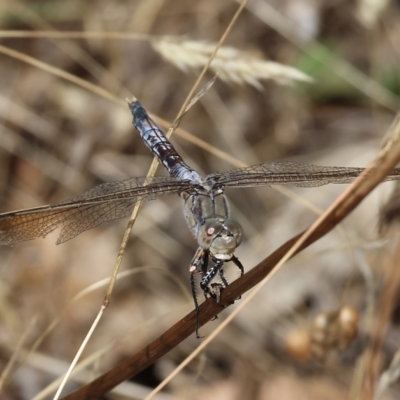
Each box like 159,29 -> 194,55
0,176 -> 191,245
206,161 -> 400,188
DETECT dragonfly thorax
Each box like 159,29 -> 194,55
197,218 -> 243,260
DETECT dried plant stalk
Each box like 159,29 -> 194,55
375,349 -> 400,400
151,36 -> 313,89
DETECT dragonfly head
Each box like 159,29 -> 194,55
198,219 -> 243,260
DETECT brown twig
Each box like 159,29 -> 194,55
58,110 -> 400,399
59,232 -> 302,400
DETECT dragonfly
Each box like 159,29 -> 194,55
1,99 -> 400,336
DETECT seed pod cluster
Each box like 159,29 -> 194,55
284,306 -> 359,362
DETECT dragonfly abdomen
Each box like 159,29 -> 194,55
130,101 -> 202,183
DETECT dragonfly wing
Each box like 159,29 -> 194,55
0,202 -> 133,245
56,199 -> 138,244
207,161 -> 400,188
0,177 -> 190,245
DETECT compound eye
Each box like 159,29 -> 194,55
223,219 -> 243,246
197,220 -> 224,249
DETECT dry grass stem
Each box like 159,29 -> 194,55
167,0 -> 249,135
20,266 -> 190,386
0,44 -> 123,105
171,76 -> 217,131
151,36 -> 313,90
374,349 -> 400,400
53,308 -> 104,400
0,316 -> 37,392
0,30 -> 150,40
33,301 -> 189,400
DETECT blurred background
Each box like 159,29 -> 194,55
1,0 -> 400,399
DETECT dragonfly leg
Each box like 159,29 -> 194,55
231,255 -> 244,300
218,268 -> 229,287
190,248 -> 209,338
200,259 -> 224,299
231,255 -> 244,277
200,252 -> 210,301
200,254 -> 224,322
